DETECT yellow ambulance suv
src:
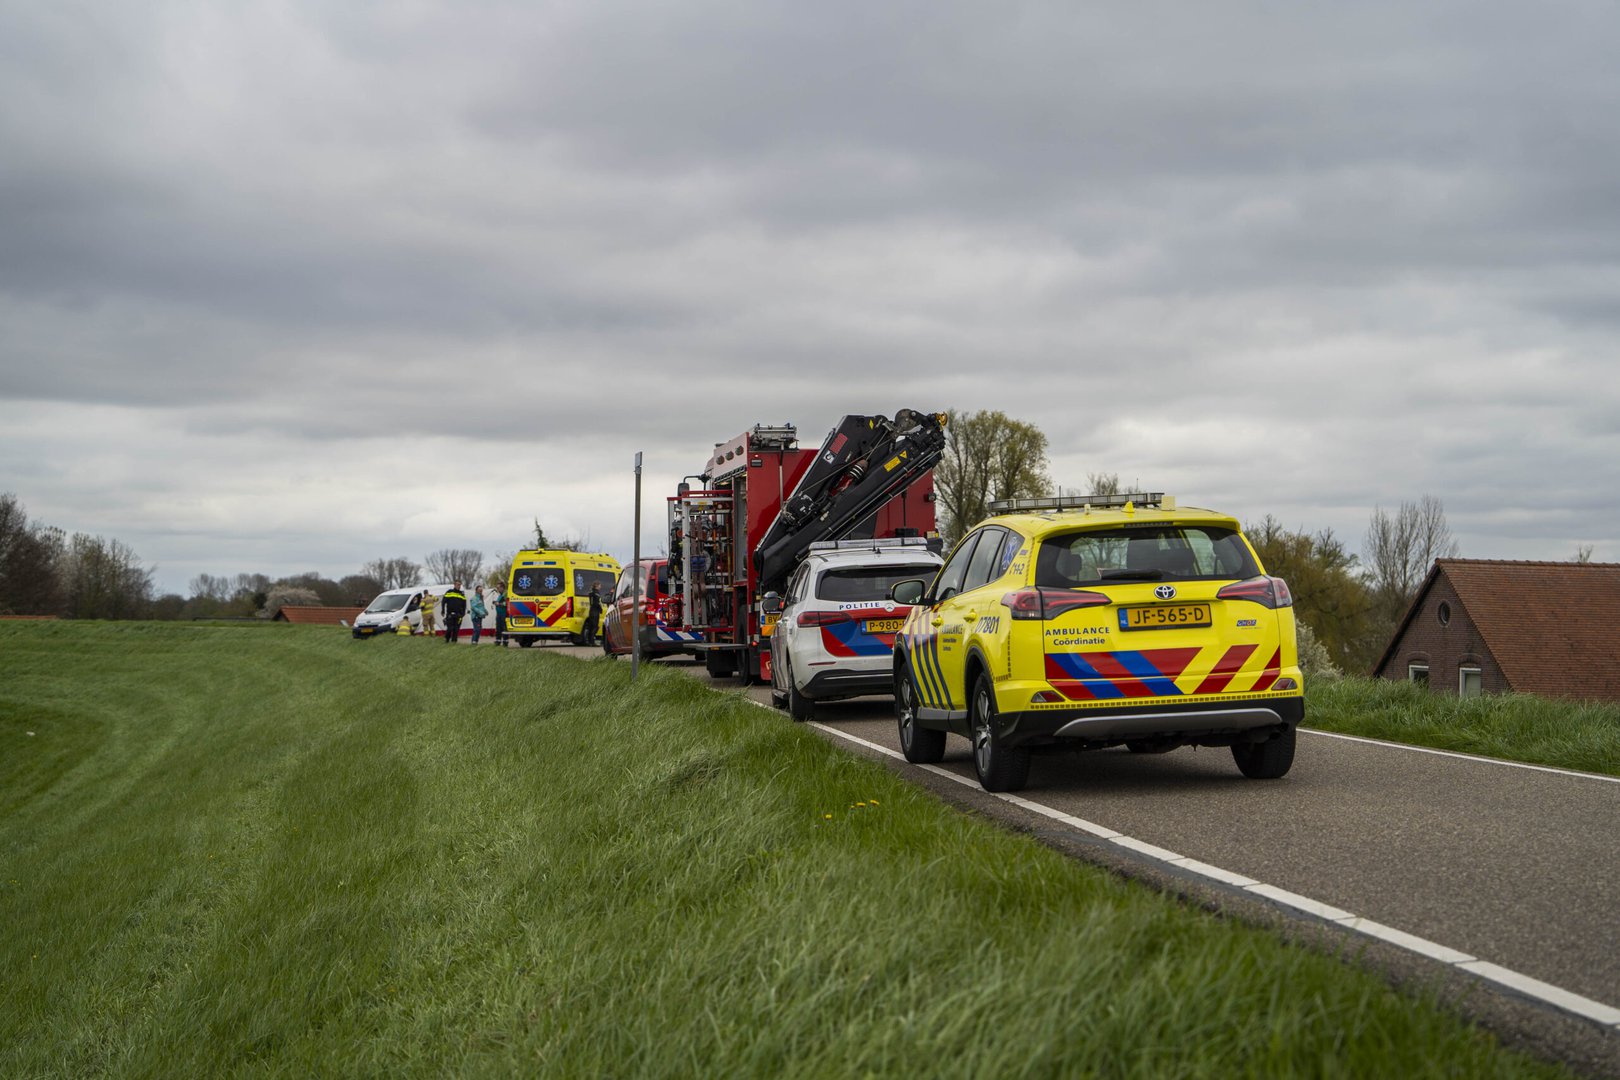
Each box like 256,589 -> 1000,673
890,494 -> 1303,792
505,550 -> 622,647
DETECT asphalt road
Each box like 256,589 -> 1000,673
546,644 -> 1620,1071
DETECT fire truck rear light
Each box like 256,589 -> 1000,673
1216,576 -> 1293,609
1002,588 -> 1111,620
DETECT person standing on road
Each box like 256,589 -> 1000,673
419,590 -> 437,637
493,589 -> 508,646
441,581 -> 468,644
469,586 -> 488,644
583,581 -> 604,646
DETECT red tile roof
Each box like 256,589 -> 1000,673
1384,559 -> 1620,700
273,605 -> 367,626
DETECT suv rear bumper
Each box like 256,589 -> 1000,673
801,668 -> 894,700
1005,695 -> 1304,748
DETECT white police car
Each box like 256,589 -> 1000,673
768,538 -> 944,721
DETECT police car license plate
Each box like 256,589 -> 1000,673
1119,603 -> 1211,631
863,618 -> 905,634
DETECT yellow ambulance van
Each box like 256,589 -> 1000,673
504,550 -> 623,646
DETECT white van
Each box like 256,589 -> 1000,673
351,584 -> 456,638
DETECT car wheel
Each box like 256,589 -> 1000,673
601,634 -> 617,658
786,659 -> 814,722
896,665 -> 945,764
704,649 -> 735,679
970,671 -> 1030,792
517,638 -> 534,649
1231,726 -> 1296,779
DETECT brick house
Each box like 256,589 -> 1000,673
1373,559 -> 1620,701
272,605 -> 367,627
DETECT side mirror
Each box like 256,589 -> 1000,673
889,578 -> 927,606
760,592 -> 784,616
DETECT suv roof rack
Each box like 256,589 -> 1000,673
988,492 -> 1173,513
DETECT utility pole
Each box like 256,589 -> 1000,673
631,451 -> 642,680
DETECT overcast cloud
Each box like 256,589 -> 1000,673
3,0 -> 1616,595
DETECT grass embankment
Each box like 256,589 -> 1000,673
1,623 -> 1568,1077
1307,677 -> 1620,778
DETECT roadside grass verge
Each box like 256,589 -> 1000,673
1306,676 -> 1620,778
0,623 -> 1571,1077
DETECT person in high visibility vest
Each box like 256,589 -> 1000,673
441,582 -> 468,644
419,591 -> 437,636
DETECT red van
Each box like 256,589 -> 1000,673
600,558 -> 703,658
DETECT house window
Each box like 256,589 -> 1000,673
1459,666 -> 1483,698
1408,664 -> 1429,686
1437,601 -> 1451,626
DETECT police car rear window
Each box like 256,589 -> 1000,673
1034,526 -> 1257,586
817,565 -> 940,602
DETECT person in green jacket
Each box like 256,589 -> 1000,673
469,586 -> 488,644
493,589 -> 509,645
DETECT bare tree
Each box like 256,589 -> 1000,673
1363,495 -> 1460,620
934,410 -> 1052,545
362,557 -> 422,590
0,493 -> 63,616
1085,472 -> 1122,497
339,573 -> 384,603
425,548 -> 483,584
1572,544 -> 1595,564
189,573 -> 232,601
59,533 -> 154,620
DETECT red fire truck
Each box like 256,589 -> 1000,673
664,410 -> 947,683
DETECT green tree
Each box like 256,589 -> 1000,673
1246,516 -> 1375,674
934,410 -> 1052,545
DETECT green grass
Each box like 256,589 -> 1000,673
1306,676 -> 1620,777
0,623 -> 1571,1078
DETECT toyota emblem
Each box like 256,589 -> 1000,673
1154,584 -> 1177,600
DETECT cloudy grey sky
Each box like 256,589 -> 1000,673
3,0 -> 1616,596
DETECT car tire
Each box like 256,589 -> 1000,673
704,649 -> 735,679
1231,726 -> 1296,779
896,665 -> 945,764
970,671 -> 1030,792
786,659 -> 814,722
600,634 -> 616,658
517,638 -> 534,649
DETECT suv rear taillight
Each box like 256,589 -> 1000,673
1216,576 -> 1294,609
1001,587 -> 1111,620
797,610 -> 852,627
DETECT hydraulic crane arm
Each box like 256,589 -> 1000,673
752,409 -> 947,592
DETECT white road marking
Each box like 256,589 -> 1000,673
797,716 -> 1620,1032
1302,728 -> 1620,784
